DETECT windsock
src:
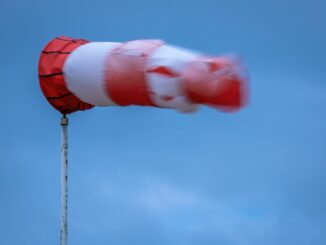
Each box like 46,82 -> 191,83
38,36 -> 248,114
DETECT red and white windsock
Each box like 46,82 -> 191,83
38,36 -> 248,114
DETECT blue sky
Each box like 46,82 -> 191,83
1,0 -> 325,244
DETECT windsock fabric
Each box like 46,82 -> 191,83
39,36 -> 247,114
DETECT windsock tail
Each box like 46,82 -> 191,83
184,56 -> 249,112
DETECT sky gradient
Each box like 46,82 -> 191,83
1,0 -> 326,244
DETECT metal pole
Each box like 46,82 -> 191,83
60,115 -> 69,245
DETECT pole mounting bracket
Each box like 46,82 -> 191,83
61,114 -> 69,126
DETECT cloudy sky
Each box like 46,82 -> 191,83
1,0 -> 325,244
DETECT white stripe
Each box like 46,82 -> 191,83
146,44 -> 200,112
63,42 -> 121,106
148,44 -> 200,73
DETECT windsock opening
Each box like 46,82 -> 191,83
38,36 -> 94,114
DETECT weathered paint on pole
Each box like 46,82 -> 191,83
60,115 -> 69,245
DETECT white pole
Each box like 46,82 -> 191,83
60,115 -> 69,245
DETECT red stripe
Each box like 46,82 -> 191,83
146,66 -> 179,77
183,57 -> 247,112
38,36 -> 94,114
105,40 -> 163,106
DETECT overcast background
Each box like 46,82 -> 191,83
1,0 -> 325,244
